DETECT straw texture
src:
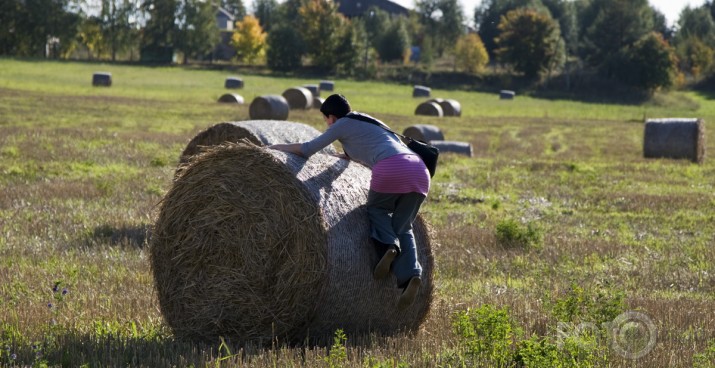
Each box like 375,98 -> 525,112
282,87 -> 313,109
249,95 -> 290,120
403,124 -> 445,142
179,120 -> 336,164
429,140 -> 473,157
151,143 -> 434,344
643,118 -> 705,164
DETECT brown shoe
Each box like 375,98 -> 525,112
397,276 -> 421,311
373,248 -> 397,280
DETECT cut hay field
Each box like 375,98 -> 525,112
1,58 -> 714,367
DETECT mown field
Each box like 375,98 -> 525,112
1,58 -> 714,367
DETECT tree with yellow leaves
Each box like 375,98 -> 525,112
231,15 -> 267,64
454,33 -> 489,74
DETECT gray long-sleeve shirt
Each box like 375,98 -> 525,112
300,112 -> 412,168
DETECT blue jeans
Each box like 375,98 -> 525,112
366,190 -> 425,287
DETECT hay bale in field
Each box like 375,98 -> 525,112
429,140 -> 473,157
92,72 -> 112,87
319,80 -> 335,91
313,97 -> 325,109
415,101 -> 444,117
217,93 -> 244,104
151,143 -> 434,344
643,118 -> 705,164
249,95 -> 290,120
282,87 -> 313,110
179,120 -> 336,164
437,99 -> 461,117
303,84 -> 320,98
225,76 -> 244,89
500,90 -> 515,100
403,124 -> 445,142
413,85 -> 431,98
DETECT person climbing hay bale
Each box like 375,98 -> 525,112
217,93 -> 244,104
178,120 -> 336,165
403,125 -> 445,142
415,101 -> 443,117
151,143 -> 434,344
249,95 -> 290,120
282,87 -> 313,110
643,118 -> 705,164
428,140 -> 473,157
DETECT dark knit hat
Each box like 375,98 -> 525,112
320,94 -> 351,118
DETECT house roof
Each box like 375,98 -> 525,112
337,0 -> 409,18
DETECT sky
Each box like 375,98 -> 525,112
388,0 -> 708,27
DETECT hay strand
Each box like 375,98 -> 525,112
282,87 -> 313,110
179,120 -> 336,164
249,95 -> 290,120
429,140 -> 473,157
402,125 -> 445,142
151,143 -> 434,344
643,118 -> 705,164
415,102 -> 443,117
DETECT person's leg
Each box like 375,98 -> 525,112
366,190 -> 400,279
390,192 -> 425,287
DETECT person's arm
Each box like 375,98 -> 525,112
268,143 -> 305,157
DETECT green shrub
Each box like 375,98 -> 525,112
452,304 -> 518,366
495,218 -> 543,249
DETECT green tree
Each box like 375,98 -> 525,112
252,0 -> 278,31
101,0 -> 141,60
676,5 -> 715,46
266,24 -> 304,71
142,0 -> 178,49
416,0 -> 465,56
475,0 -> 546,58
454,33 -> 489,73
496,7 -> 565,79
175,0 -> 218,63
231,15 -> 266,64
676,36 -> 715,80
1,0 -> 81,57
222,0 -> 246,20
297,0 -> 355,72
612,32 -> 677,92
376,17 -> 411,63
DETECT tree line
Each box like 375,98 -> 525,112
2,0 -> 715,92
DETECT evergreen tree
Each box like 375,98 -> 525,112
252,0 -> 278,31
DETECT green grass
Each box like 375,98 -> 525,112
1,58 -> 714,367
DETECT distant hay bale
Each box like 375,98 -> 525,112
319,80 -> 335,91
179,120 -> 336,165
282,87 -> 313,110
217,93 -> 244,104
437,99 -> 461,117
429,140 -> 473,157
403,124 -> 445,142
151,143 -> 434,343
413,85 -> 431,98
92,72 -> 112,87
500,90 -> 515,100
225,76 -> 244,89
249,95 -> 290,120
313,97 -> 325,109
643,118 -> 705,164
303,84 -> 320,98
415,101 -> 444,117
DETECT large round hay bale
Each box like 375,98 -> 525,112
429,140 -> 473,157
249,95 -> 290,120
313,97 -> 325,109
643,118 -> 705,164
403,124 -> 445,142
92,72 -> 112,87
500,90 -> 515,100
437,99 -> 461,117
319,80 -> 335,91
413,85 -> 431,98
282,87 -> 313,110
303,84 -> 320,98
151,143 -> 434,343
225,76 -> 244,89
415,101 -> 444,117
179,120 -> 336,164
217,93 -> 244,104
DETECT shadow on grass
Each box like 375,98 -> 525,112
91,224 -> 151,248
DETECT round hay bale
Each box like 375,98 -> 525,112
313,97 -> 325,109
282,87 -> 313,110
225,76 -> 244,89
151,143 -> 434,344
643,118 -> 705,164
319,80 -> 335,91
500,90 -> 515,100
437,99 -> 461,117
249,95 -> 290,120
402,124 -> 445,142
415,101 -> 443,117
217,93 -> 244,104
179,120 -> 336,165
428,140 -> 473,157
413,85 -> 431,98
92,72 -> 112,87
303,84 -> 320,98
